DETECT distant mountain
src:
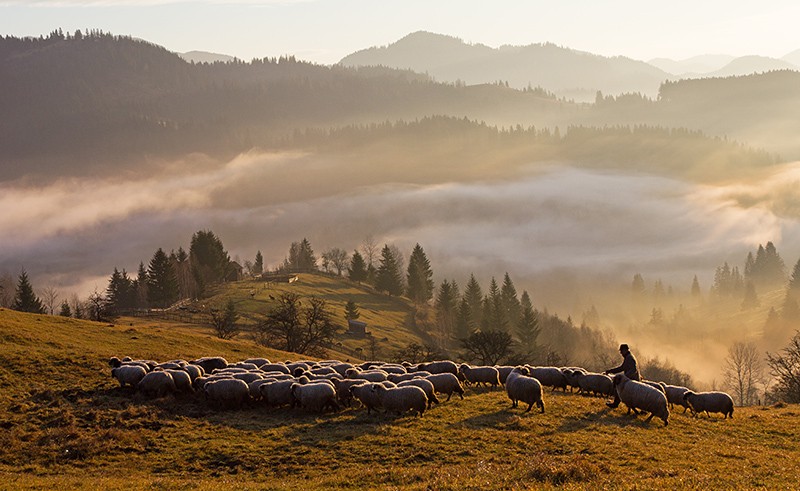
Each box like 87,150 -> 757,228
782,48 -> 800,67
340,31 -> 671,100
648,54 -> 735,76
179,50 -> 235,64
706,56 -> 798,77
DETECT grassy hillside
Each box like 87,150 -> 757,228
1,308 -> 800,489
197,273 -> 429,358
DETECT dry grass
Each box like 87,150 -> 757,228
1,308 -> 799,490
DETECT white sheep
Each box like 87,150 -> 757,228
495,366 -> 516,385
350,382 -> 384,413
232,372 -> 264,384
204,378 -> 250,409
183,364 -> 205,381
612,374 -> 669,426
291,382 -> 339,413
243,357 -> 271,367
505,367 -> 545,413
137,371 -> 177,398
388,372 -> 432,384
561,367 -> 587,393
191,357 -> 228,373
664,385 -> 691,412
259,380 -> 297,408
397,378 -> 440,408
111,365 -> 147,388
259,363 -> 291,375
424,373 -> 465,401
371,384 -> 428,417
459,364 -> 501,389
683,391 -> 734,419
526,366 -> 568,391
163,369 -> 194,393
346,368 -> 389,382
417,360 -> 458,375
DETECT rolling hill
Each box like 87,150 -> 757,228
1,306 -> 799,489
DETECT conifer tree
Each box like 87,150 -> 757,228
348,250 -> 368,282
375,245 -> 404,296
147,248 -> 179,308
406,243 -> 434,305
500,272 -> 521,327
253,250 -> 264,275
344,300 -> 360,321
516,290 -> 540,355
462,274 -> 484,330
59,300 -> 72,317
455,296 -> 473,339
285,238 -> 318,273
190,230 -> 230,294
135,261 -> 149,309
435,279 -> 459,337
741,281 -> 759,310
12,269 -> 45,314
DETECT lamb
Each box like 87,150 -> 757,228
204,378 -> 250,409
459,364 -> 501,389
371,384 -> 428,417
505,367 -> 545,413
612,373 -> 669,426
574,372 -> 614,397
137,371 -> 177,398
398,378 -> 440,408
350,383 -> 384,413
664,385 -> 692,412
259,380 -> 297,408
111,365 -> 147,388
417,360 -> 458,375
526,366 -> 568,392
683,391 -> 734,419
291,382 -> 340,413
191,357 -> 228,373
424,373 -> 465,401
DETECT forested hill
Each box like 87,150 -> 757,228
0,31 -> 568,181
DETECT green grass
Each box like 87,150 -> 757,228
1,308 -> 799,490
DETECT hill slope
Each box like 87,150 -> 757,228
1,308 -> 799,489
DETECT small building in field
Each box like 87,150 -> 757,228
347,319 -> 368,337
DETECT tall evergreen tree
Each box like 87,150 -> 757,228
463,274 -> 484,331
105,268 -> 135,313
58,300 -> 72,317
500,272 -> 521,327
631,273 -> 646,299
406,243 -> 434,305
375,245 -> 404,296
12,269 -> 45,314
135,261 -> 149,309
788,257 -> 800,292
483,277 -> 507,332
147,248 -> 179,308
741,281 -> 760,310
344,300 -> 360,321
455,296 -> 473,339
253,250 -> 264,276
691,275 -> 702,300
516,290 -> 540,355
190,230 -> 230,294
348,250 -> 368,282
285,238 -> 318,273
435,279 -> 459,338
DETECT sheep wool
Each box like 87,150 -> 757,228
683,391 -> 734,419
613,373 -> 669,426
505,367 -> 545,413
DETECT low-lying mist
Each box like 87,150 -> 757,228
2,151 -> 799,385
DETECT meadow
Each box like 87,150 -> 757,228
1,307 -> 799,490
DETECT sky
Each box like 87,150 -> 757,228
1,0 -> 799,64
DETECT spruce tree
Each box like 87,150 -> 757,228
190,230 -> 230,291
253,250 -> 264,275
406,243 -> 434,304
135,262 -> 149,309
500,272 -> 521,327
59,300 -> 72,317
455,296 -> 473,339
12,270 -> 45,314
741,281 -> 759,310
348,250 -> 368,282
147,248 -> 179,308
435,279 -> 459,337
344,300 -> 360,321
375,245 -> 404,296
463,274 -> 484,331
516,290 -> 540,354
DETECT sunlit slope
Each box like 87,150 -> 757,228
0,308 -> 798,490
199,273 -> 429,357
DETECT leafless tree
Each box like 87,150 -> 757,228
766,331 -> 800,403
39,285 -> 60,315
0,272 -> 14,308
723,341 -> 765,406
321,248 -> 349,276
360,235 -> 379,269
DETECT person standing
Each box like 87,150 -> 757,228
604,343 -> 640,408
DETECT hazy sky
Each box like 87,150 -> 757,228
1,1 -> 799,64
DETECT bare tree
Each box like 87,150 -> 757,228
723,341 -> 765,406
255,293 -> 339,357
461,330 -> 515,365
766,331 -> 800,403
39,285 -> 60,315
360,235 -> 379,269
322,248 -> 349,276
0,272 -> 14,307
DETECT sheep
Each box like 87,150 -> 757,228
243,357 -> 270,367
232,372 -> 264,384
683,391 -> 734,419
329,363 -> 355,377
291,383 -> 340,413
137,371 -> 177,398
526,366 -> 568,392
417,360 -> 458,375
286,362 -> 311,373
350,383 -> 384,414
612,374 -> 669,426
387,372 -> 432,384
346,368 -> 389,382
191,357 -> 228,373
561,367 -> 587,393
424,373 -> 465,401
495,366 -> 516,385
204,378 -> 250,409
310,366 -> 337,376
248,378 -> 277,400
183,364 -> 205,381
574,372 -> 614,397
459,364 -> 501,389
398,378 -> 440,408
374,364 -> 407,375
259,380 -> 297,408
505,367 -> 545,413
164,369 -> 194,393
371,384 -> 428,417
259,363 -> 291,375
111,365 -> 147,388
664,385 -> 692,412
643,380 -> 667,394
227,362 -> 259,371
332,379 -> 369,407
193,374 -> 233,391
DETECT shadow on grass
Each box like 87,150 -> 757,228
557,406 -> 667,432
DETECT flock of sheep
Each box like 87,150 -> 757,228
108,356 -> 735,426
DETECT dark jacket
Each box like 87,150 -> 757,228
607,352 -> 640,381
